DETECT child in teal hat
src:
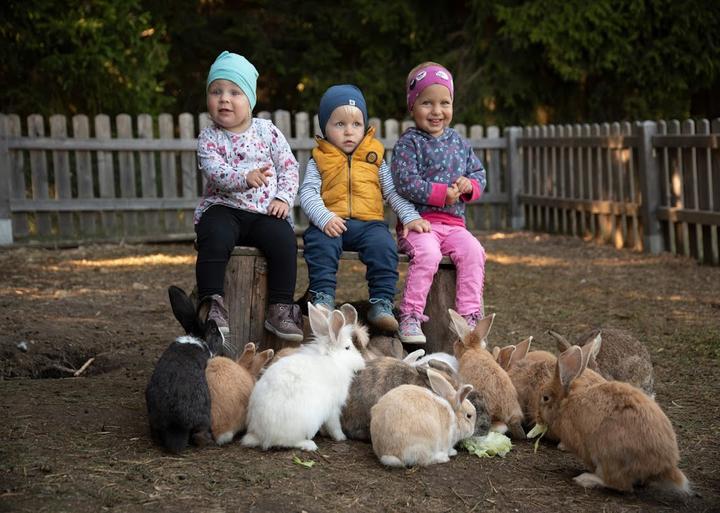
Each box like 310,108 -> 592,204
194,51 -> 303,343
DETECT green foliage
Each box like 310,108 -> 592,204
0,0 -> 170,117
2,0 -> 718,124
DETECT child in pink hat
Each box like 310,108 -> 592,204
391,62 -> 488,344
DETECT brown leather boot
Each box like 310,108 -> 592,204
264,303 -> 303,342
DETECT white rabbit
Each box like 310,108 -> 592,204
241,303 -> 365,451
370,368 -> 476,467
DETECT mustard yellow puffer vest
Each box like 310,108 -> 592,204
312,127 -> 385,221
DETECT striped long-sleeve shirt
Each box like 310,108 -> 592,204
299,158 -> 421,230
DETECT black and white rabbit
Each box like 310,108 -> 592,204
145,285 -> 224,453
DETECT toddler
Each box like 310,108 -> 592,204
300,84 -> 429,331
194,50 -> 303,343
391,62 -> 487,344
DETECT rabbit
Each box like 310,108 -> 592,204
205,342 -> 275,445
537,338 -> 690,494
450,310 -> 525,439
549,327 -> 654,397
145,285 -> 224,453
366,335 -> 406,359
370,368 -> 476,467
340,346 -> 489,441
415,352 -> 459,373
240,303 -> 366,451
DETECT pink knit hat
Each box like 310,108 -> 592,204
406,64 -> 454,111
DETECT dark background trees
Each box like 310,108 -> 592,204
2,0 -> 719,125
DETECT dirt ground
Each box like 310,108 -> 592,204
1,231 -> 719,513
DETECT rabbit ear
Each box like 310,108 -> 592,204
237,342 -> 257,368
496,345 -> 516,370
448,309 -> 471,339
581,334 -> 601,370
308,303 -> 330,337
339,303 -> 358,325
168,285 -> 196,334
426,368 -> 456,402
391,338 -> 404,359
548,329 -> 571,352
510,336 -> 533,367
492,346 -> 500,360
403,349 -> 426,364
473,313 -> 495,341
456,383 -> 473,405
328,310 -> 345,345
249,349 -> 275,376
204,320 -> 225,355
557,345 -> 584,392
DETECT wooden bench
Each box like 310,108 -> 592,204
223,246 -> 458,355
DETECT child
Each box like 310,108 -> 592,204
391,62 -> 487,344
299,84 -> 430,332
194,50 -> 303,343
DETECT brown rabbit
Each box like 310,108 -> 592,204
340,350 -> 488,441
549,327 -> 654,396
205,342 -> 274,445
370,369 -> 476,467
537,339 -> 690,494
450,310 -> 525,439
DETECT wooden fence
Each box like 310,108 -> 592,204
0,112 -> 718,264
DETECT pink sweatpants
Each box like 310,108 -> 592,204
398,223 -> 486,319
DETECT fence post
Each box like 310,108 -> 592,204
637,120 -> 663,254
0,115 -> 13,245
506,126 -> 524,230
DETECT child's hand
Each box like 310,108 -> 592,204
455,176 -> 473,195
246,165 -> 273,188
267,199 -> 289,219
402,218 -> 432,237
445,184 -> 461,206
323,216 -> 347,238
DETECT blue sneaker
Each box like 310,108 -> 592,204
368,298 -> 399,332
310,290 -> 335,310
398,314 -> 426,344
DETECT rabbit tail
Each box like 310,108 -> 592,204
656,467 -> 692,496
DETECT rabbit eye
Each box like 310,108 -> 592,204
466,413 -> 472,419
542,395 -> 550,403
345,345 -> 350,351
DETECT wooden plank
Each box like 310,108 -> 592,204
384,119 -> 399,164
138,114 -> 159,236
95,114 -> 117,236
72,115 -> 96,238
274,110 -> 291,140
655,208 -> 720,225
50,115 -> 74,239
611,122 -> 624,248
28,114 -> 52,237
568,124 -> 580,237
518,195 -> 640,216
6,137 -> 198,151
5,114 -> 28,238
585,124 -> 596,239
558,125 -> 567,234
624,121 -> 641,250
506,126 -> 523,229
178,113 -> 196,233
652,134 -> 718,148
517,135 -> 639,148
159,113 -> 179,233
294,112 -> 310,226
10,197 -> 198,212
670,120 -> 690,256
684,119 -> 704,262
0,115 -> 14,244
540,125 -> 549,231
710,118 -> 720,264
657,120 -> 675,255
116,114 -> 138,234
637,121 -> 663,254
486,126 -> 501,229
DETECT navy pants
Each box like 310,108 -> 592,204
303,219 -> 398,301
195,205 -> 297,304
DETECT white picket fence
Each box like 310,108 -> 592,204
1,111 -> 718,264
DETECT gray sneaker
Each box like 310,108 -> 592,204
367,297 -> 399,332
206,294 -> 229,338
265,303 -> 304,342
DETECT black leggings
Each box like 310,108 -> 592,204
195,205 -> 297,304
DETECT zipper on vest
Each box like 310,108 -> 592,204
347,155 -> 352,218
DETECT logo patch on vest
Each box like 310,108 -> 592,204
366,151 -> 378,164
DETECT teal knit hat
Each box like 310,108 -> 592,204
206,51 -> 259,109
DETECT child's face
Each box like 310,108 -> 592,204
324,106 -> 365,154
411,84 -> 453,138
207,79 -> 252,133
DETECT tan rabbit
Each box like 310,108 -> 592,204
450,310 -> 525,439
537,339 -> 690,494
370,368 -> 476,467
549,327 -> 654,396
493,337 -> 557,430
205,342 -> 274,445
